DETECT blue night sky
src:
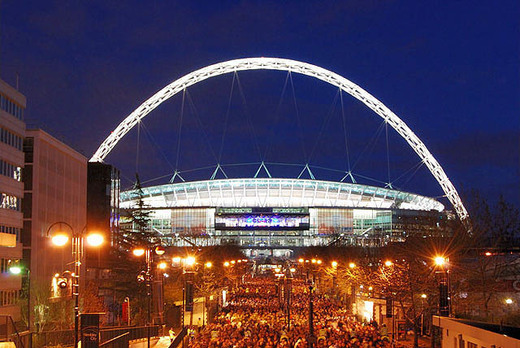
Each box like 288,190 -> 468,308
1,1 -> 518,210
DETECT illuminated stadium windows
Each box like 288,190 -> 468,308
121,178 -> 448,250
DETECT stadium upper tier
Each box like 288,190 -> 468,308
120,178 -> 444,212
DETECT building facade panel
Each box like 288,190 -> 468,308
0,79 -> 25,321
23,129 -> 87,301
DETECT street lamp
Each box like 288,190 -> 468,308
9,262 -> 30,331
434,256 -> 446,267
434,255 -> 450,317
328,261 -> 339,295
169,255 -> 197,328
419,294 -> 428,336
47,222 -> 104,348
283,267 -> 293,331
308,280 -> 315,348
132,245 -> 167,348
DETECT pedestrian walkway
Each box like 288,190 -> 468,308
190,277 -> 394,347
152,336 -> 172,348
394,335 -> 431,348
129,336 -> 170,348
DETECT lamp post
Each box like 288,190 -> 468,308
420,294 -> 427,336
286,268 -> 295,330
172,255 -> 196,330
202,261 -> 212,327
9,263 -> 30,331
133,245 -> 166,348
308,280 -> 315,348
434,256 -> 450,317
47,222 -> 104,348
331,261 -> 338,294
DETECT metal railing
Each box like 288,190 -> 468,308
32,325 -> 160,348
33,329 -> 74,348
99,332 -> 129,348
168,327 -> 187,348
100,325 -> 160,343
0,315 -> 29,348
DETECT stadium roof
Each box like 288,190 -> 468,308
120,178 -> 444,212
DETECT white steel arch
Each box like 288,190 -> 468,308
90,57 -> 469,221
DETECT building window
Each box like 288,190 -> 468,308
23,193 -> 32,218
0,193 -> 21,211
0,93 -> 24,120
0,258 -> 19,273
23,138 -> 34,163
0,159 -> 22,181
22,165 -> 32,190
0,225 -> 21,239
0,289 -> 21,307
0,127 -> 23,150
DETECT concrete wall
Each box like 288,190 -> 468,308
433,316 -> 520,348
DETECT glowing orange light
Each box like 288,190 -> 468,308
158,262 -> 167,270
86,233 -> 104,247
185,256 -> 196,266
434,256 -> 446,267
155,246 -> 166,255
52,234 -> 69,246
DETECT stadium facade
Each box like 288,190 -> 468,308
120,178 -> 450,257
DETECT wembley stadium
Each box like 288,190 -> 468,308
91,58 -> 466,257
119,178 -> 449,257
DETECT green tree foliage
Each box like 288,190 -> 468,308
124,173 -> 156,248
28,280 -> 73,333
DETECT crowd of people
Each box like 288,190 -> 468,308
189,275 -> 393,348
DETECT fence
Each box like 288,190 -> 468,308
32,325 -> 160,348
0,315 -> 30,348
